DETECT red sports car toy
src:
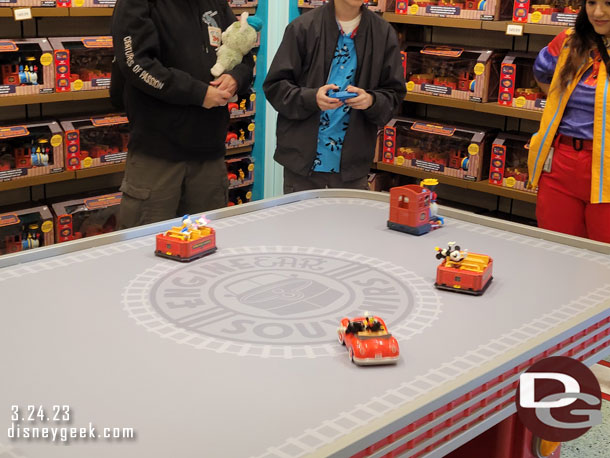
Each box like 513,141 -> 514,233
337,315 -> 400,366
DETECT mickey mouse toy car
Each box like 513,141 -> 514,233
337,314 -> 400,365
434,242 -> 493,295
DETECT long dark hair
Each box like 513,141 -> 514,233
558,1 -> 610,91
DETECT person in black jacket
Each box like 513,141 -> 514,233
263,0 -> 405,193
111,0 -> 254,228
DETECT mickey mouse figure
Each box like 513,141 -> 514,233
435,242 -> 467,263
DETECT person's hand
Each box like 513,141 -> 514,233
203,85 -> 232,108
316,84 -> 342,111
210,74 -> 238,96
344,85 -> 374,110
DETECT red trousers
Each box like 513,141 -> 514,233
537,136 -> 610,243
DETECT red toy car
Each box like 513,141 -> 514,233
337,315 -> 400,365
434,242 -> 493,295
155,215 -> 217,262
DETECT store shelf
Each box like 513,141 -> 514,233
374,162 -> 537,203
0,90 -> 109,107
404,93 -> 543,121
75,162 -> 125,179
383,12 -> 482,29
0,7 -> 69,17
226,145 -> 253,156
68,7 -> 113,17
0,170 -> 75,192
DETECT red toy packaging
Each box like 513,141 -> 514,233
0,205 -> 54,256
56,0 -> 114,6
226,120 -> 255,150
228,188 -> 252,206
226,155 -> 254,189
52,192 -> 121,243
228,0 -> 258,6
0,38 -> 55,98
298,0 -> 393,10
498,52 -> 546,111
382,117 -> 493,181
395,0 -> 513,20
228,92 -> 256,119
0,0 -> 55,6
405,44 -> 504,103
49,36 -> 113,93
0,121 -> 64,184
60,114 -> 129,171
513,0 -> 579,26
489,132 -> 536,193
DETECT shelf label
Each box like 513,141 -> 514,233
506,24 -> 524,36
13,8 -> 32,21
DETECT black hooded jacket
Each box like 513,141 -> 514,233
263,1 -> 406,181
111,0 -> 254,161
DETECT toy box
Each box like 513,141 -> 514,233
382,117 -> 493,181
60,114 -> 129,171
52,192 -> 121,243
226,155 -> 254,189
513,0 -> 579,26
49,36 -> 113,93
56,0 -> 114,6
0,38 -> 55,98
0,205 -> 54,256
226,120 -> 255,149
489,132 -> 536,193
498,52 -> 546,111
396,0 -> 513,20
228,92 -> 256,119
228,0 -> 258,6
228,188 -> 252,206
0,0 -> 55,6
298,0 -> 393,10
0,121 -> 64,183
404,44 -> 504,103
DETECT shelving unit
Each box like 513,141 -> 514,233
0,89 -> 110,107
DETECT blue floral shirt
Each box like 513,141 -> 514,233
313,26 -> 358,173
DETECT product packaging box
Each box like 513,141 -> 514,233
513,0 -> 579,26
52,192 -> 121,243
228,92 -> 256,119
298,0 -> 393,10
60,114 -> 129,171
395,0 -> 513,20
0,205 -> 54,256
0,0 -> 55,7
489,132 -> 536,193
0,121 -> 64,183
226,120 -> 255,150
382,117 -> 494,181
226,155 -> 254,189
498,52 -> 546,111
0,38 -> 55,98
49,36 -> 113,93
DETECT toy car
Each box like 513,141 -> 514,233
155,215 -> 217,262
337,315 -> 399,365
387,181 -> 443,236
434,242 -> 493,295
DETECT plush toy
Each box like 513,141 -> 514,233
211,12 -> 263,78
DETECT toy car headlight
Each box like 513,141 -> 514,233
359,346 -> 366,356
391,344 -> 398,354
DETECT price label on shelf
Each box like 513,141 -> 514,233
13,8 -> 32,21
506,24 -> 524,36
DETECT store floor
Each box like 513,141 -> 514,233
561,359 -> 610,458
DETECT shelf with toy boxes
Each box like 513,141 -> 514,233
229,0 -> 258,6
56,0 -> 115,6
298,0 -> 393,11
395,0 -> 513,20
0,0 -> 55,6
0,205 -> 54,256
226,155 -> 254,189
52,191 -> 120,242
229,91 -> 256,119
498,52 -> 546,111
226,119 -> 255,150
404,44 -> 504,103
1,38 -> 55,98
0,121 -> 64,184
49,36 -> 113,93
60,114 -> 129,171
513,0 -> 579,26
489,132 -> 536,193
380,117 -> 494,181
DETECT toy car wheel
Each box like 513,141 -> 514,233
337,331 -> 345,345
348,348 -> 354,363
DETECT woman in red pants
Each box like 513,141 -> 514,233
528,0 -> 610,243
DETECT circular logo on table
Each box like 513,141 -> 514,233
123,246 -> 443,358
516,356 -> 602,442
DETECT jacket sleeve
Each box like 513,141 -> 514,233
222,4 -> 255,94
111,0 -> 208,106
362,25 -> 406,127
263,22 -> 320,120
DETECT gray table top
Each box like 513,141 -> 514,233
1,190 -> 609,458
